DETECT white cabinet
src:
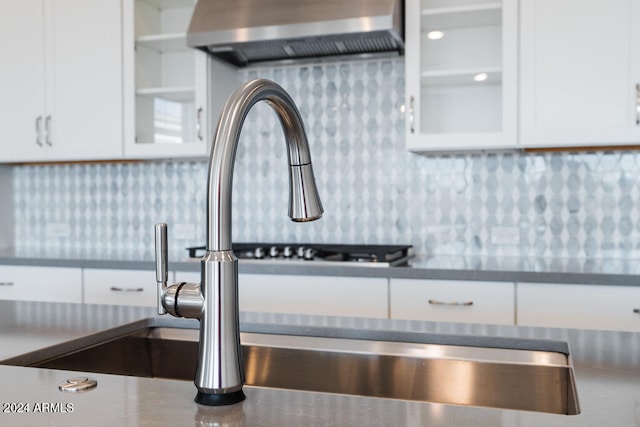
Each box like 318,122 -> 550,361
0,0 -> 124,162
390,279 -> 515,325
517,283 -> 640,332
84,268 -> 156,307
520,0 -> 640,147
405,0 -> 518,152
122,0 -> 237,159
175,271 -> 389,318
0,266 -> 82,303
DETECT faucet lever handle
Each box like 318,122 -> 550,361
154,223 -> 168,315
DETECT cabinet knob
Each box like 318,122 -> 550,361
45,115 -> 52,146
110,286 -> 144,293
428,299 -> 473,307
409,96 -> 415,134
35,116 -> 43,147
634,308 -> 639,314
197,107 -> 204,141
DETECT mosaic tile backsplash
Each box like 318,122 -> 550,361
12,58 -> 640,260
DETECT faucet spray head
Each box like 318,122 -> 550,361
288,163 -> 324,222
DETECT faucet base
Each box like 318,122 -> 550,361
195,389 -> 246,406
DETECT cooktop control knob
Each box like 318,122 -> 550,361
269,246 -> 279,258
253,247 -> 265,259
303,248 -> 316,261
282,246 -> 293,258
296,246 -> 306,258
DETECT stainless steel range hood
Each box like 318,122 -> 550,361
186,0 -> 404,67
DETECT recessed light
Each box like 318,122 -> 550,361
427,31 -> 444,40
473,72 -> 488,82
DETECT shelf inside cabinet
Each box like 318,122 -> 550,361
422,67 -> 501,86
136,33 -> 187,53
136,86 -> 195,102
421,3 -> 501,31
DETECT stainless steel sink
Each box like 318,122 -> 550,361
8,325 -> 580,415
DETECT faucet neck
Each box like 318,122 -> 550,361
206,79 -> 316,252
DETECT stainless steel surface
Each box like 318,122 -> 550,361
109,286 -> 143,293
636,83 -> 640,125
21,325 -> 579,415
409,95 -> 415,133
154,223 -> 168,315
197,106 -> 204,141
155,79 -> 323,404
428,299 -> 474,307
58,377 -> 98,393
187,0 -> 403,66
45,115 -> 52,146
35,116 -> 43,147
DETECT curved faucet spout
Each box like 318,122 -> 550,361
207,78 -> 324,252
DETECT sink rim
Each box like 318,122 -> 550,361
1,317 -> 580,416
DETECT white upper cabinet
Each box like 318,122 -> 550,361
520,0 -> 640,147
0,0 -> 46,162
122,0 -> 237,159
405,0 -> 518,152
0,0 -> 124,163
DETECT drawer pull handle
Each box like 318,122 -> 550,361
428,299 -> 473,307
110,286 -> 144,293
0,282 -> 14,286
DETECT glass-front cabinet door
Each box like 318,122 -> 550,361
405,0 -> 518,153
123,0 -> 210,158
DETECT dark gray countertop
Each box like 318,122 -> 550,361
1,247 -> 640,286
0,301 -> 639,426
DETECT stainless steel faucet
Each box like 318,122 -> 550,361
154,79 -> 323,406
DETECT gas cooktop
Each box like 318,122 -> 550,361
186,243 -> 413,267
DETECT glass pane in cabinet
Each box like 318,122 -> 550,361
420,0 -> 503,134
135,95 -> 196,144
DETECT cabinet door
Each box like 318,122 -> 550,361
0,266 -> 82,303
47,0 -> 123,160
517,283 -> 640,332
0,0 -> 47,162
174,271 -> 389,318
405,0 -> 518,152
520,0 -> 640,147
122,0 -> 237,159
390,279 -> 515,325
84,269 -> 156,307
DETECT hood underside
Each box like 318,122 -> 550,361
186,0 -> 404,67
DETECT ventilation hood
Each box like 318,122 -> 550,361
186,0 -> 404,67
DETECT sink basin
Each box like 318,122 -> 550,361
6,323 -> 580,415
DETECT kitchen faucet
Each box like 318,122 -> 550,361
154,79 -> 323,406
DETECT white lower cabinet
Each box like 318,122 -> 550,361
175,271 -> 388,318
240,274 -> 388,318
0,266 -> 82,303
83,268 -> 155,307
390,279 -> 515,325
517,283 -> 640,332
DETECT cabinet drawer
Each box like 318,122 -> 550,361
174,271 -> 388,318
0,266 -> 82,303
84,269 -> 155,307
390,279 -> 515,325
517,283 -> 640,331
